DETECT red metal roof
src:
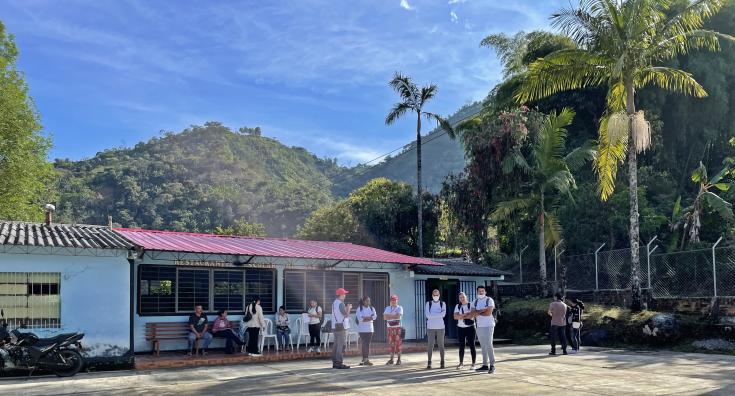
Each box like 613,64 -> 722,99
115,228 -> 442,266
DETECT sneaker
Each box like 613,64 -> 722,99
440,361 -> 445,369
569,349 -> 578,354
456,363 -> 464,370
364,360 -> 374,366
488,365 -> 496,374
469,364 -> 476,370
316,347 -> 322,353
562,350 -> 568,355
549,351 -> 557,356
475,365 -> 489,372
307,347 -> 313,353
187,351 -> 193,357
395,358 -> 401,365
426,363 -> 432,369
358,361 -> 365,366
333,363 -> 350,369
201,351 -> 207,356
386,359 -> 394,365
251,353 -> 262,357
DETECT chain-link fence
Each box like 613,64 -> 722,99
504,242 -> 735,298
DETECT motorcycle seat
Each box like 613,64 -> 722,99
33,333 -> 79,346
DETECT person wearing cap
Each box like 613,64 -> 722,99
331,287 -> 352,369
383,294 -> 404,365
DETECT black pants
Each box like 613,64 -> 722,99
308,323 -> 321,347
213,329 -> 244,354
550,325 -> 567,353
457,326 -> 476,365
246,327 -> 261,354
359,332 -> 373,360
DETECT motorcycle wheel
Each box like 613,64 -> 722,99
53,349 -> 84,377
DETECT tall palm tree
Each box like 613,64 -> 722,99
491,108 -> 595,294
386,72 -> 454,257
515,0 -> 734,311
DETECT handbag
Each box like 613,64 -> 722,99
459,304 -> 474,326
572,321 -> 581,329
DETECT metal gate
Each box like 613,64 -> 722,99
414,279 -> 426,340
459,280 -> 476,302
362,273 -> 389,342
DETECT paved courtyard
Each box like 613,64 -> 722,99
2,345 -> 735,395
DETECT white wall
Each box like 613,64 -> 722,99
0,252 -> 130,358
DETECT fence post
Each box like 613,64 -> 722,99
713,236 -> 723,298
519,245 -> 528,284
646,236 -> 659,291
594,243 -> 605,291
554,240 -> 563,284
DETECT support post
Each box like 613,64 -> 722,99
646,236 -> 659,291
594,243 -> 605,291
713,236 -> 723,298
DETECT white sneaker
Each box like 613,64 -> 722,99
456,364 -> 464,370
251,353 -> 262,357
316,347 -> 322,353
469,364 -> 476,370
307,347 -> 313,353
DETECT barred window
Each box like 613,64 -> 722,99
138,265 -> 275,315
283,270 -> 374,313
0,272 -> 60,329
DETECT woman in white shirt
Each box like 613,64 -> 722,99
355,296 -> 377,366
244,297 -> 266,356
453,292 -> 476,370
306,299 -> 323,353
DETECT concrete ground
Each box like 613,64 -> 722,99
2,345 -> 735,395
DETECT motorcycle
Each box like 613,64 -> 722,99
0,310 -> 85,377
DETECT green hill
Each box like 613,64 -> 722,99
332,102 -> 481,196
55,122 -> 344,236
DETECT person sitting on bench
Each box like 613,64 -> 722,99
211,309 -> 245,354
188,305 -> 213,356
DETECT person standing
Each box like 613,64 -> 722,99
470,285 -> 496,374
384,294 -> 404,365
331,288 -> 352,369
355,296 -> 377,366
425,289 -> 446,369
187,305 -> 213,356
453,292 -> 476,370
211,309 -> 245,354
275,306 -> 291,351
568,298 -> 585,353
245,297 -> 266,357
306,299 -> 323,353
548,293 -> 568,356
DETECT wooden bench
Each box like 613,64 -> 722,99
145,321 -> 241,356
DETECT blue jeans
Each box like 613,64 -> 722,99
188,331 -> 213,351
550,325 -> 567,353
276,328 -> 290,348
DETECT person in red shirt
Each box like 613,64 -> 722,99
211,309 -> 245,354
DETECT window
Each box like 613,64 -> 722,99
139,266 -> 176,314
0,272 -> 60,329
138,265 -> 275,315
283,270 -> 382,313
213,270 -> 243,312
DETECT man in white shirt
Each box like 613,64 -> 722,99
425,289 -> 446,369
470,285 -> 496,374
331,288 -> 352,369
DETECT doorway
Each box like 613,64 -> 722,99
425,279 -> 459,340
362,275 -> 388,342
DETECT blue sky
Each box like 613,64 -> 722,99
2,0 -> 564,165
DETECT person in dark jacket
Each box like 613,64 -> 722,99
568,298 -> 585,353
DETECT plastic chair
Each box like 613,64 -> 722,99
259,318 -> 278,352
294,316 -> 311,350
346,325 -> 360,351
321,316 -> 333,350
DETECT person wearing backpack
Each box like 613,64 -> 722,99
244,297 -> 266,356
453,292 -> 476,370
470,285 -> 496,374
355,295 -> 377,366
305,299 -> 323,353
425,289 -> 447,369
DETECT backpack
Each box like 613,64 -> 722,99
474,298 -> 499,323
426,300 -> 445,311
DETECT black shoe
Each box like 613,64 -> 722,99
396,358 -> 401,365
337,364 -> 350,369
549,351 -> 556,356
475,365 -> 489,372
426,363 -> 432,369
488,365 -> 496,374
562,350 -> 568,355
386,359 -> 394,365
440,361 -> 445,369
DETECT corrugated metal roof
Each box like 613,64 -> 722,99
413,259 -> 513,276
0,221 -> 134,250
116,228 -> 442,266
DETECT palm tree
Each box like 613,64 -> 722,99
491,108 -> 595,295
515,0 -> 734,311
385,72 -> 454,257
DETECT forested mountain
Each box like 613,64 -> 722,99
332,102 -> 482,196
55,122 -> 344,236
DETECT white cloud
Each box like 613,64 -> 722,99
450,11 -> 458,23
400,0 -> 413,10
448,0 -> 466,4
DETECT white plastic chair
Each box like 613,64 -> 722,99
321,316 -> 333,350
346,325 -> 360,351
294,316 -> 311,350
259,318 -> 278,352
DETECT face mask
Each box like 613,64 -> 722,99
432,296 -> 439,302
478,292 -> 486,298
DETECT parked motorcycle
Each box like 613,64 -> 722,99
0,310 -> 85,377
